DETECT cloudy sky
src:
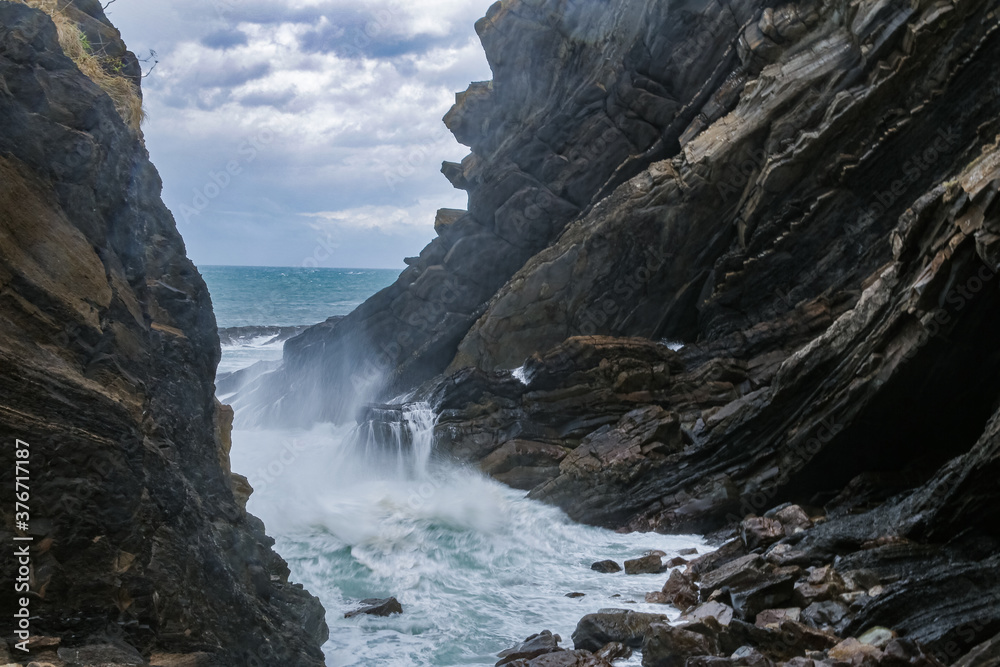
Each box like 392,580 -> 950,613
108,0 -> 494,269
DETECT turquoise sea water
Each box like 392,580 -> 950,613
207,265 -> 705,666
201,265 -> 400,328
202,266 -> 400,374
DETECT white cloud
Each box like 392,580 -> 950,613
107,0 -> 493,268
304,194 -> 463,234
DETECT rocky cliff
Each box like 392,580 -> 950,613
255,0 -> 1000,662
0,2 -> 327,664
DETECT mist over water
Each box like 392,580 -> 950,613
208,267 -> 706,666
230,409 -> 703,666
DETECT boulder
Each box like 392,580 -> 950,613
572,610 -> 669,651
741,517 -> 785,551
689,540 -> 747,577
793,572 -> 845,607
625,554 -> 665,575
642,622 -> 718,667
525,651 -> 615,667
858,627 -> 896,651
839,570 -> 881,592
774,505 -> 813,536
800,601 -> 850,632
828,638 -> 884,664
660,569 -> 700,610
700,555 -> 768,594
682,601 -> 736,626
592,560 -> 622,574
729,569 -> 799,620
497,630 -> 562,665
344,597 -> 403,618
755,608 -> 801,629
729,646 -> 777,667
594,642 -> 632,662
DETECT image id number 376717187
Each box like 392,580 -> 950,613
13,438 -> 32,653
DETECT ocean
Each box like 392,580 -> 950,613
202,266 -> 704,667
202,266 -> 400,375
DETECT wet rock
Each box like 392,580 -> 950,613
858,627 -> 896,651
592,560 -> 623,574
774,506 -> 813,536
666,556 -> 689,568
729,568 -> 799,620
729,646 -> 777,667
700,555 -> 767,594
524,651 -> 615,667
660,569 -> 700,610
680,549 -> 700,556
572,610 -> 669,651
682,601 -> 736,626
345,597 -> 403,618
952,631 -> 1000,667
595,642 -> 632,662
57,643 -> 143,665
773,620 -> 841,653
800,601 -> 850,633
481,440 -> 570,490
793,573 -> 845,608
567,593 -> 587,599
828,638 -> 884,664
741,517 -> 785,551
687,658 -> 740,667
497,630 -> 563,665
149,654 -> 220,667
642,622 -> 719,667
625,554 -> 665,575
755,608 -> 801,629
840,570 -> 881,592
690,541 -> 747,578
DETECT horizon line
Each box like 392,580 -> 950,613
199,264 -> 404,271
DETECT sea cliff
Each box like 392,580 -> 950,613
0,2 -> 327,664
251,0 -> 1000,662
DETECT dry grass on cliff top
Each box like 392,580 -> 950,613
17,0 -> 144,131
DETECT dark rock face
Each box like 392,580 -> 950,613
0,3 -> 326,664
218,0 -> 1000,660
236,0 -> 769,425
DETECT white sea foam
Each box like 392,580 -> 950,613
230,404 -> 706,666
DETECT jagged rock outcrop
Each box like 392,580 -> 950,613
370,0 -> 1000,660
227,0 -> 1000,659
0,2 -> 327,664
236,0 -> 769,425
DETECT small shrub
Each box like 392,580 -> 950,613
16,0 -> 145,131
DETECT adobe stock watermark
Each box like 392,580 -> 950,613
178,125 -> 276,225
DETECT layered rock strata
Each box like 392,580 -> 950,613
0,2 -> 327,664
